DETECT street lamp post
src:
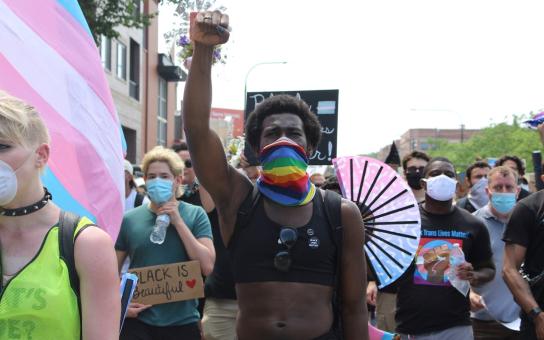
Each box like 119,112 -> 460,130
243,61 -> 287,112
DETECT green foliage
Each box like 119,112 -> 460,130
163,0 -> 227,43
80,0 -> 226,54
79,0 -> 154,43
362,152 -> 379,158
426,116 -> 542,174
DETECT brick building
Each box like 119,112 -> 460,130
376,128 -> 480,163
398,128 -> 480,158
100,0 -> 183,163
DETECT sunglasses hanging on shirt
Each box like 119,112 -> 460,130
274,227 -> 299,272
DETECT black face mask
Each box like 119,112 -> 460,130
406,172 -> 423,190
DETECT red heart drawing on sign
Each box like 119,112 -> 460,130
186,279 -> 196,288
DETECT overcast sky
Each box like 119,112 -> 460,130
159,0 -> 544,156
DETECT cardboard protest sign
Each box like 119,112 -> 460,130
129,261 -> 204,305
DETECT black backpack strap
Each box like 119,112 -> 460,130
58,211 -> 94,301
59,211 -> 81,298
322,189 -> 343,336
134,192 -> 145,208
59,211 -> 94,339
323,189 -> 343,261
235,184 -> 260,231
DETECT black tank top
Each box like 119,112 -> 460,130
204,209 -> 237,299
180,193 -> 237,300
229,189 -> 336,286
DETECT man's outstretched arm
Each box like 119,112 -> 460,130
183,12 -> 249,211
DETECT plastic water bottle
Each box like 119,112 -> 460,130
150,214 -> 170,244
448,243 -> 470,296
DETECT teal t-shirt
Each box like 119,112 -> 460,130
115,201 -> 212,327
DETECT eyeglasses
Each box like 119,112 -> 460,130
184,159 -> 192,168
274,227 -> 298,272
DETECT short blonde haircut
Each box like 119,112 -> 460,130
0,91 -> 50,148
141,146 -> 185,177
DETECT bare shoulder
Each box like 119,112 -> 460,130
74,227 -> 116,275
340,198 -> 363,225
74,226 -> 115,250
339,198 -> 365,245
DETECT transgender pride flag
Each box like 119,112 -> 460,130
0,0 -> 125,238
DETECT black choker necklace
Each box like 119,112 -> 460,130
0,188 -> 52,217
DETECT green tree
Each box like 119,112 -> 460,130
79,0 -> 154,43
426,116 -> 542,174
163,0 -> 227,43
79,0 -> 225,45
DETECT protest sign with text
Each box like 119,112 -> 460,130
129,261 -> 204,305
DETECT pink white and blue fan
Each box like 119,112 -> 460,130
333,156 -> 421,289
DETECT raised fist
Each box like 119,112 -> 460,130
190,11 -> 230,47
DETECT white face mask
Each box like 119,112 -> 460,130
424,174 -> 457,201
0,159 -> 18,206
468,177 -> 489,209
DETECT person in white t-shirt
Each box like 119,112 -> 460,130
124,160 -> 149,212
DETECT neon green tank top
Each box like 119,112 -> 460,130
0,217 -> 91,340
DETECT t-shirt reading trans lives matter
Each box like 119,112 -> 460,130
395,206 -> 493,335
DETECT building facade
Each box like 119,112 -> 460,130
397,128 -> 480,159
375,128 -> 480,164
100,0 -> 183,163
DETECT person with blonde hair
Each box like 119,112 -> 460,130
115,146 -> 214,340
470,166 -> 521,339
0,91 -> 120,339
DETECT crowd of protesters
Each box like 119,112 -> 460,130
2,8 -> 544,340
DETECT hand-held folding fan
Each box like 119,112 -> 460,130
333,156 -> 421,288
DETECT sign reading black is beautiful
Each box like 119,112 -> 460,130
244,90 -> 339,166
129,261 -> 204,305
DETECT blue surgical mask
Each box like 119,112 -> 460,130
146,178 -> 174,205
491,192 -> 516,214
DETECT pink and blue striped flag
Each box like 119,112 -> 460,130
0,0 -> 125,238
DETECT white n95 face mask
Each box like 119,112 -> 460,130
0,159 -> 17,206
424,174 -> 457,201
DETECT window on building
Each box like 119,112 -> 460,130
132,0 -> 141,18
129,39 -> 140,100
116,41 -> 127,80
157,78 -> 168,146
122,126 -> 137,163
100,36 -> 112,71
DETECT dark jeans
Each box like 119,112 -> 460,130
471,318 -> 520,340
120,318 -> 200,340
520,314 -> 537,340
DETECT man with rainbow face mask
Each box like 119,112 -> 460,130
470,166 -> 521,339
182,10 -> 368,340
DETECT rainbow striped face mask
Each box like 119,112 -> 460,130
257,137 -> 316,206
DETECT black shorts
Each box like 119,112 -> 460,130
313,329 -> 339,340
120,318 -> 200,340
